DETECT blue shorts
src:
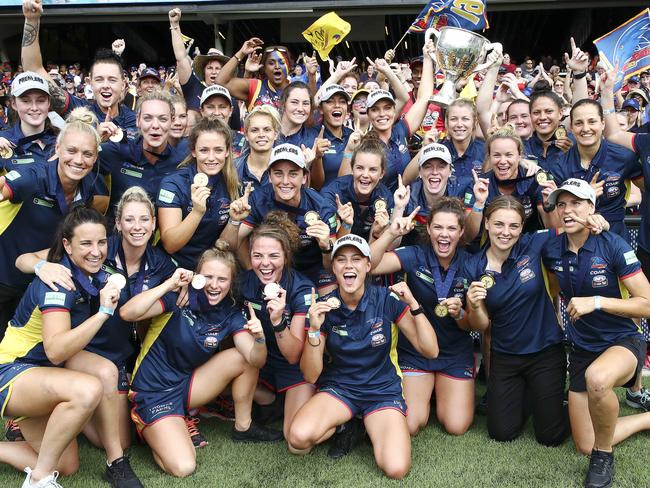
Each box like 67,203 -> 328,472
259,361 -> 307,393
117,364 -> 129,394
0,362 -> 38,418
400,353 -> 476,380
319,384 -> 407,418
129,374 -> 193,435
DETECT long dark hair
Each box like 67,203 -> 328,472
47,205 -> 108,263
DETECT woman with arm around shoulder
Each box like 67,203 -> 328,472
540,179 -> 650,488
369,197 -> 476,437
120,243 -> 282,478
288,234 -> 438,479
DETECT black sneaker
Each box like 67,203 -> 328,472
584,449 -> 615,488
185,415 -> 208,448
231,421 -> 283,443
252,396 -> 285,425
198,395 -> 236,421
5,419 -> 24,442
104,456 -> 144,488
625,387 -> 650,411
327,418 -> 366,459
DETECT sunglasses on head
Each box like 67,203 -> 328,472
264,47 -> 288,54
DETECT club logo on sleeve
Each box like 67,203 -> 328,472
624,251 -> 639,265
43,292 -> 66,306
158,189 -> 175,204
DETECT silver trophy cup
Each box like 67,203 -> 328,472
425,26 -> 498,107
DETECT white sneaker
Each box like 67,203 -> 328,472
21,467 -> 63,488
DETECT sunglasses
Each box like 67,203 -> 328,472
264,47 -> 288,54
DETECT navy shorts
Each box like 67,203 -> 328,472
259,361 -> 307,393
568,336 -> 646,393
400,353 -> 476,380
129,374 -> 193,435
0,362 -> 38,418
319,384 -> 407,418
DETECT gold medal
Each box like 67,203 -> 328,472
434,303 -> 448,317
304,211 -> 320,226
191,274 -> 207,290
107,273 -> 127,291
480,274 -> 495,289
193,172 -> 209,187
109,127 -> 124,143
374,199 -> 387,213
326,296 -> 341,309
263,282 -> 281,299
554,126 -> 567,139
0,147 -> 13,159
535,171 -> 549,184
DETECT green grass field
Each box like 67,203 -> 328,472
2,384 -> 650,488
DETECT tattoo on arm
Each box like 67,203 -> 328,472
22,21 -> 39,47
47,81 -> 67,112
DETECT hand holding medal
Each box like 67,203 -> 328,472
264,283 -> 287,326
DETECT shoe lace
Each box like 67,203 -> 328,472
638,388 -> 650,405
7,419 -> 21,432
589,452 -> 610,475
47,471 -> 63,488
185,416 -> 201,437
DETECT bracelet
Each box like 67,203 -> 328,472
308,337 -> 321,347
602,108 -> 615,116
98,306 -> 114,316
410,307 -> 424,316
458,308 -> 466,320
229,218 -> 242,227
255,337 -> 266,344
471,204 -> 484,213
341,221 -> 352,231
573,71 -> 587,80
308,330 -> 321,339
320,240 -> 333,254
594,295 -> 602,311
34,259 -> 47,275
343,152 -> 353,159
169,26 -> 179,31
272,316 -> 288,333
234,53 -> 242,63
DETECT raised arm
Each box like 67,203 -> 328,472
168,8 -> 193,85
300,288 -> 329,384
601,69 -> 634,150
403,40 -> 435,132
119,268 -> 191,322
20,0 -> 47,78
564,37 -> 589,104
390,282 -> 438,358
476,48 -> 504,138
216,37 -> 264,101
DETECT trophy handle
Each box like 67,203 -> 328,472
424,27 -> 441,45
471,42 -> 504,73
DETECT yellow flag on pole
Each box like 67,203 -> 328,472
302,12 -> 351,61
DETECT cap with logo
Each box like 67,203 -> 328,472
622,99 -> 641,112
139,67 -> 161,82
332,234 -> 371,259
419,143 -> 452,166
200,84 -> 232,107
629,76 -> 640,84
320,84 -> 351,103
11,72 -> 50,97
548,178 -> 596,206
366,89 -> 395,109
268,143 -> 307,169
351,88 -> 370,103
192,49 -> 230,83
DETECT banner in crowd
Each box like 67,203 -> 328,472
409,0 -> 488,33
302,12 -> 351,61
594,8 -> 650,91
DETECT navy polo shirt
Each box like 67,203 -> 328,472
542,232 -> 644,352
64,94 -> 137,140
320,175 -> 394,241
132,292 -> 247,392
632,134 -> 650,252
157,165 -> 232,269
316,124 -> 353,185
548,139 -> 640,238
277,125 -> 319,150
99,137 -> 184,219
443,138 -> 485,180
0,255 -> 101,366
243,184 -> 337,280
393,245 -> 473,364
314,286 -> 408,400
381,119 -> 412,192
235,155 -> 270,191
0,162 -> 98,288
523,132 -> 575,171
86,236 -> 176,365
0,123 -> 57,172
460,231 -> 564,354
240,269 -> 312,369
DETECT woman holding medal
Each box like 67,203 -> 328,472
461,195 -> 575,447
0,206 -> 144,488
157,116 -> 240,269
369,197 -> 476,437
541,180 -> 650,488
120,244 -> 282,478
239,212 -> 315,444
288,234 -> 438,478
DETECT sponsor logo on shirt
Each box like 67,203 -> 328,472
120,168 -> 143,178
5,170 -> 20,181
592,274 -> 608,288
371,333 -> 386,347
332,325 -> 348,336
204,336 -> 219,348
43,291 -> 66,306
624,250 -> 639,265
158,189 -> 175,204
516,256 -> 530,268
519,267 -> 535,283
33,197 -> 54,208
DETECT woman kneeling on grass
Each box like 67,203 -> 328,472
120,243 -> 282,478
288,234 -> 438,479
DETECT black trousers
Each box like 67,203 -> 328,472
488,342 -> 569,446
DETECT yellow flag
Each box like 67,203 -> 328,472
181,33 -> 194,47
302,12 -> 351,61
459,78 -> 477,101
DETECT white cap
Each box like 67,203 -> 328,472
548,178 -> 596,206
419,143 -> 452,166
332,234 -> 371,259
11,72 -> 50,97
320,84 -> 351,103
200,84 -> 232,107
268,143 -> 307,169
366,89 -> 395,109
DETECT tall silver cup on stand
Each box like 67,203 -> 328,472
425,26 -> 499,108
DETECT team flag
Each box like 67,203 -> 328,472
409,0 -> 488,33
594,8 -> 650,91
302,12 -> 351,61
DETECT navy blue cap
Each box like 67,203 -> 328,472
622,99 -> 641,111
629,76 -> 640,84
138,67 -> 161,82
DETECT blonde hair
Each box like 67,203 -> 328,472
57,107 -> 100,147
195,240 -> 239,303
114,186 -> 155,226
244,105 -> 281,133
483,124 -> 524,172
179,116 -> 239,202
445,98 -> 478,126
136,88 -> 175,118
